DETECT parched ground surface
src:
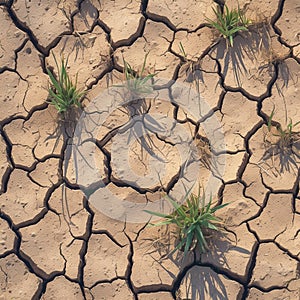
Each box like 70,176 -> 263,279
0,0 -> 300,299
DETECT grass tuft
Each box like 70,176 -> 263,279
46,53 -> 85,114
144,187 -> 228,256
116,53 -> 157,99
206,4 -> 251,47
267,107 -> 300,149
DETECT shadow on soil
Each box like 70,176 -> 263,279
143,227 -> 247,300
212,22 -> 293,89
176,231 -> 246,300
261,127 -> 300,175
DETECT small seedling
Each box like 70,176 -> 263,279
178,42 -> 203,110
144,187 -> 228,256
267,107 -> 300,149
206,4 -> 251,47
178,42 -> 198,77
47,53 -> 85,114
179,42 -> 188,62
116,53 -> 157,99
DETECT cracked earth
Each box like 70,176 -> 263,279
0,0 -> 300,299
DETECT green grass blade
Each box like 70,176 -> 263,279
184,231 -> 194,255
143,210 -> 169,218
195,226 -> 207,252
268,106 -> 276,132
47,69 -> 62,94
179,42 -> 187,58
167,197 -> 187,218
210,202 -> 229,213
205,222 -> 219,231
141,52 -> 149,76
293,120 -> 300,128
148,219 -> 173,227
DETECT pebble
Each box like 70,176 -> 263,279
14,31 -> 21,38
